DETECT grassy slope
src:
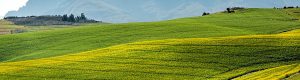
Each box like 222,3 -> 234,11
235,64 -> 300,80
0,28 -> 299,79
287,73 -> 300,80
231,30 -> 300,80
1,8 -> 300,62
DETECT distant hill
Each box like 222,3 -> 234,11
0,20 -> 25,35
5,0 -> 300,23
4,15 -> 100,26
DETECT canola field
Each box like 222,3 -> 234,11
0,29 -> 299,79
0,8 -> 300,62
1,8 -> 300,80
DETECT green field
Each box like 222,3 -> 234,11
0,27 -> 300,80
0,8 -> 300,79
287,73 -> 300,80
1,8 -> 299,62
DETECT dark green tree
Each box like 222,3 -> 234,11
202,12 -> 210,16
202,12 -> 207,16
226,8 -> 231,13
80,13 -> 87,20
76,16 -> 81,22
69,14 -> 76,22
62,14 -> 68,21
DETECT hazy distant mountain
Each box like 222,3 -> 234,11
5,0 -> 300,23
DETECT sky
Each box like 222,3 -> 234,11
0,0 -> 28,18
2,0 -> 300,22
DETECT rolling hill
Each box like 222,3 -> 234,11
1,8 -> 300,62
0,27 -> 299,79
0,8 -> 300,79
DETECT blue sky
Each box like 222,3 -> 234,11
2,0 -> 300,22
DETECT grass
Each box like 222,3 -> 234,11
0,28 -> 299,79
1,8 -> 300,79
287,73 -> 300,80
234,64 -> 300,80
0,8 -> 300,62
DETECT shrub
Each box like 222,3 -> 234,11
202,12 -> 210,16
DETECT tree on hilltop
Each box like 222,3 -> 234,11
227,8 -> 231,13
202,12 -> 210,16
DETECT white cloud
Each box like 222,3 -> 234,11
0,0 -> 28,18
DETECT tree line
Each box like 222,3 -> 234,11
283,6 -> 299,9
273,6 -> 299,9
4,13 -> 91,23
62,13 -> 87,22
3,13 -> 100,26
